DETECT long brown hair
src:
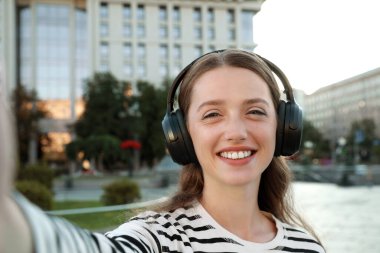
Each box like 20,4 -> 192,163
158,49 -> 320,241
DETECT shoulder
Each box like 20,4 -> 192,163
106,204 -> 206,246
275,218 -> 326,253
109,204 -> 202,235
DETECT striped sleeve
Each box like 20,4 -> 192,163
13,193 -> 158,253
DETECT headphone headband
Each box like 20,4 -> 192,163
166,49 -> 295,113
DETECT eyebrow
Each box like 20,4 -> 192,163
197,98 -> 270,112
243,98 -> 270,107
197,99 -> 224,112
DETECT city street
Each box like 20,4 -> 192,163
54,178 -> 380,253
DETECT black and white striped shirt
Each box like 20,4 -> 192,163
15,194 -> 325,253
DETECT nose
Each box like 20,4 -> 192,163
223,116 -> 248,142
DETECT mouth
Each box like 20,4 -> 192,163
218,150 -> 256,160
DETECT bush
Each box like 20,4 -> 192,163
101,178 -> 141,205
17,163 -> 54,191
16,180 -> 53,210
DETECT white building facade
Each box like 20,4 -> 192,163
304,67 -> 380,144
88,0 -> 262,89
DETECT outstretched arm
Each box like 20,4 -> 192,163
0,88 -> 158,253
0,97 -> 33,253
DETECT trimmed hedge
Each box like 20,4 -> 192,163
101,179 -> 141,206
17,163 -> 54,191
16,180 -> 53,210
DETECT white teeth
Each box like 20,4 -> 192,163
220,151 -> 252,160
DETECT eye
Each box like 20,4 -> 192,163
247,108 -> 266,116
202,111 -> 221,119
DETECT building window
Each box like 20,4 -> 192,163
100,42 -> 109,58
160,44 -> 168,58
194,45 -> 202,58
228,28 -> 235,41
173,45 -> 181,59
137,5 -> 145,20
100,2 -> 108,18
100,61 -> 108,72
173,6 -> 180,22
173,26 -> 181,39
34,3 -> 71,100
138,44 -> 145,58
100,22 -> 108,36
160,64 -> 168,77
208,45 -> 216,52
75,8 -> 88,99
123,23 -> 132,37
194,27 -> 202,40
208,27 -> 215,40
193,7 -> 201,22
123,43 -> 132,58
227,9 -> 235,23
123,4 -> 131,19
137,24 -> 145,38
208,8 -> 214,22
138,63 -> 146,77
123,63 -> 132,76
159,25 -> 168,38
159,6 -> 167,21
241,10 -> 254,43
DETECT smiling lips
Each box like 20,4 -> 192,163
218,150 -> 255,160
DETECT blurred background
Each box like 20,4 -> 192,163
0,0 -> 379,252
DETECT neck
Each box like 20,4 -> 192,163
200,180 -> 276,242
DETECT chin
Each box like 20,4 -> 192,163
221,171 -> 262,187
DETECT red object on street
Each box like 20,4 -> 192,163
120,140 -> 142,150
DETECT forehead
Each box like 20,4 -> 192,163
190,66 -> 273,105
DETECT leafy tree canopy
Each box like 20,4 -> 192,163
346,118 -> 377,162
12,85 -> 48,164
299,119 -> 331,159
75,73 -> 132,140
132,80 -> 169,166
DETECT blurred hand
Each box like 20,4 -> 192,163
0,97 -> 15,199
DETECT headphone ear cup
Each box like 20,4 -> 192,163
275,101 -> 303,156
161,109 -> 197,165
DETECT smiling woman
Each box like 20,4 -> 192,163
187,66 -> 277,189
0,49 -> 325,253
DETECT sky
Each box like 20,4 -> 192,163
253,0 -> 380,94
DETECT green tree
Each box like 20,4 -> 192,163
66,135 -> 122,172
299,119 -> 331,161
12,85 -> 48,164
75,73 -> 132,139
133,80 -> 169,167
85,135 -> 122,171
346,118 -> 377,163
66,73 -> 133,171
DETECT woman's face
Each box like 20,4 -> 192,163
187,66 -> 277,188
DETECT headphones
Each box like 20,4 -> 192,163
162,49 -> 303,165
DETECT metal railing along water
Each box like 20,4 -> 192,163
46,197 -> 168,216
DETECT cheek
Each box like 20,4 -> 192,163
254,117 -> 277,149
189,124 -> 212,151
